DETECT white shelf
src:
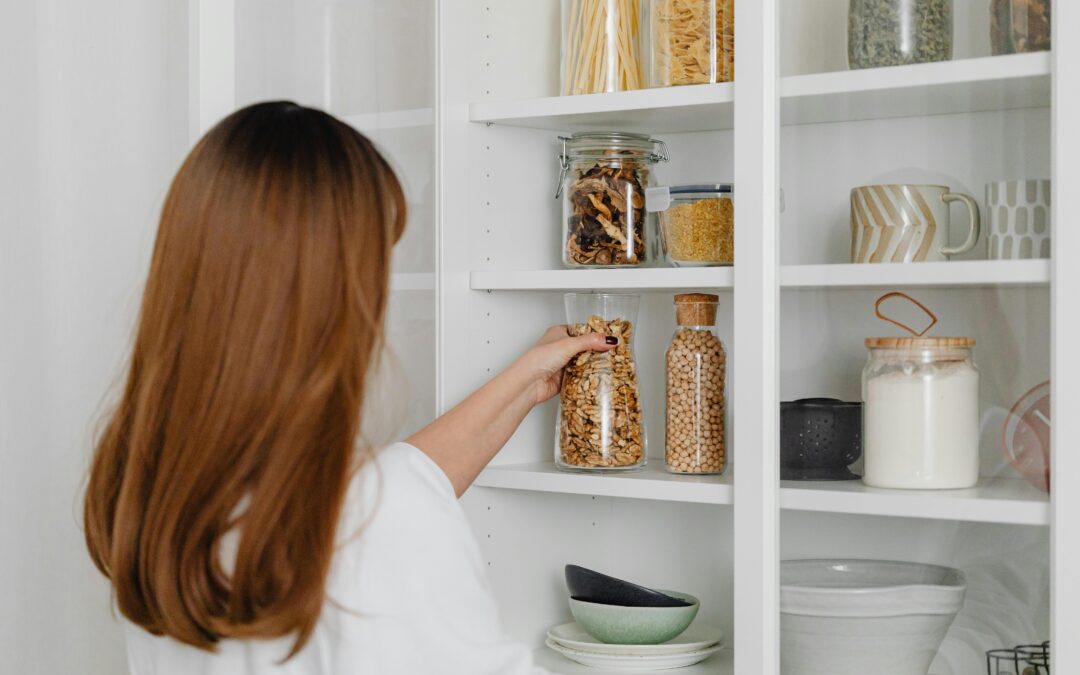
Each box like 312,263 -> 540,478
390,272 -> 435,291
781,52 -> 1050,126
473,462 -> 734,506
470,267 -> 733,292
470,83 -> 734,133
469,260 -> 1047,292
474,462 -> 1047,525
342,107 -> 433,133
469,53 -> 1049,133
534,645 -> 733,674
780,259 -> 1049,289
780,477 -> 1049,526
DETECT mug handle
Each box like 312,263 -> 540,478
940,192 -> 981,256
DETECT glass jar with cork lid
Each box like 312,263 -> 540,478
665,293 -> 727,475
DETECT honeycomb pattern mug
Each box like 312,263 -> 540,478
850,184 -> 980,263
986,179 -> 1051,259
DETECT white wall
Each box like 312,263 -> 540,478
0,1 -> 188,672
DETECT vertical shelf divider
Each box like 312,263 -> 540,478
733,0 -> 781,673
1051,1 -> 1079,669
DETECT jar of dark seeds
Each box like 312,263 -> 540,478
557,132 -> 668,268
848,0 -> 954,70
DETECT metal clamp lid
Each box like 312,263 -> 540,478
555,132 -> 669,199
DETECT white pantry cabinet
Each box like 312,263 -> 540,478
190,1 -> 1078,672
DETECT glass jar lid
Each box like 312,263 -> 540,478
646,184 -> 733,212
865,337 -> 975,349
670,183 -> 733,194
559,131 -> 668,162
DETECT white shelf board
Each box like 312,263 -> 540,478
780,477 -> 1049,526
473,462 -> 734,505
342,107 -> 433,133
534,645 -> 733,674
390,272 -> 435,291
470,83 -> 734,133
470,260 -> 1047,291
781,52 -> 1050,126
469,54 -> 1048,133
780,259 -> 1049,289
470,267 -> 734,291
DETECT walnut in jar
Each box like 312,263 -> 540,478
557,315 -> 646,470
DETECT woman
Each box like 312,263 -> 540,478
84,101 -> 615,674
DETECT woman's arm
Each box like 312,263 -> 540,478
407,326 -> 617,497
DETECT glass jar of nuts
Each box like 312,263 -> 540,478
556,293 -> 647,472
665,293 -> 726,475
557,132 -> 668,268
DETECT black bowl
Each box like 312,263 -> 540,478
780,398 -> 862,481
565,565 -> 692,608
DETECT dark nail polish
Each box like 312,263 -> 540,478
605,336 -> 618,345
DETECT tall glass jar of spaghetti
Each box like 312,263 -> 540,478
561,0 -> 647,95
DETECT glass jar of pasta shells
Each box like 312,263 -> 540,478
556,293 -> 647,472
557,132 -> 668,268
665,294 -> 726,475
651,0 -> 735,86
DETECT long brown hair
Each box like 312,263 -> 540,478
84,101 -> 406,654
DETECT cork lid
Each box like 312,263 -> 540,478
674,293 -> 719,326
865,336 -> 975,349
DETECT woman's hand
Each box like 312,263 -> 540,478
408,325 -> 615,497
516,325 -> 618,406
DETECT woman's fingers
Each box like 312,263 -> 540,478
544,333 -> 616,370
535,324 -> 571,347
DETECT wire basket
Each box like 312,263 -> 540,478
987,641 -> 1050,674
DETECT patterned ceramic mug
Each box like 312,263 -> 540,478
986,179 -> 1051,259
850,184 -> 981,263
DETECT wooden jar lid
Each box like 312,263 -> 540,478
865,336 -> 975,348
674,293 -> 719,326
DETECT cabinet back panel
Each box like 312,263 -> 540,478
781,108 -> 1050,266
781,511 -> 1049,674
463,488 -> 734,648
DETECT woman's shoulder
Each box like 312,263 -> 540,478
337,442 -> 460,544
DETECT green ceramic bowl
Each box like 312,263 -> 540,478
569,590 -> 700,645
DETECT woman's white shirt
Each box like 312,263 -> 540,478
124,442 -> 551,675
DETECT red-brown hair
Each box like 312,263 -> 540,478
84,101 -> 405,654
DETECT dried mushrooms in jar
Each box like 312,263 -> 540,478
558,132 -> 667,268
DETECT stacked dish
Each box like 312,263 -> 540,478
545,622 -> 723,670
549,565 -> 723,669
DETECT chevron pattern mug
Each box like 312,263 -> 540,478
850,184 -> 981,263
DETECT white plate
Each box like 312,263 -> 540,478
547,622 -> 722,656
545,638 -> 723,670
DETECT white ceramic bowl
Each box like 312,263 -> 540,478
780,559 -> 966,675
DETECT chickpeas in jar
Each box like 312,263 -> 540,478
665,293 -> 726,474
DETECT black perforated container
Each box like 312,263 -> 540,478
780,398 -> 862,480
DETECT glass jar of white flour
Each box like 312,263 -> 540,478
862,336 -> 979,489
